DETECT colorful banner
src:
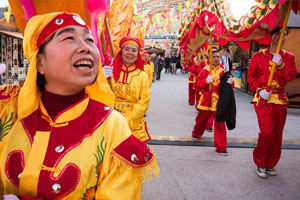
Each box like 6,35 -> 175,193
178,0 -> 299,61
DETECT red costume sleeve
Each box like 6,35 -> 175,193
248,52 -> 263,93
248,50 -> 297,93
187,64 -> 195,73
194,69 -> 209,88
283,51 -> 297,82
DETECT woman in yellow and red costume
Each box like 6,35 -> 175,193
0,12 -> 159,199
141,52 -> 153,88
248,27 -> 297,178
102,37 -> 151,142
191,49 -> 234,156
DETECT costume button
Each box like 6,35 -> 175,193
55,145 -> 64,153
52,183 -> 61,193
18,172 -> 22,181
144,154 -> 150,162
55,19 -> 64,25
103,106 -> 110,110
131,154 -> 138,163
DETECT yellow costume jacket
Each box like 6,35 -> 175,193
143,62 -> 154,88
111,64 -> 151,142
0,85 -> 158,199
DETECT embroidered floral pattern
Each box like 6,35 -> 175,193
94,137 -> 106,178
0,112 -> 14,141
82,185 -> 96,200
82,137 -> 106,199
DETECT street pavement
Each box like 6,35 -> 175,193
141,70 -> 300,200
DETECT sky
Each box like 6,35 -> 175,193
227,0 -> 258,19
0,0 -> 8,7
0,0 -> 257,19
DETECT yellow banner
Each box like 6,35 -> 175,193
4,11 -> 11,23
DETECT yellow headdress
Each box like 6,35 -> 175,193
19,12 -> 114,119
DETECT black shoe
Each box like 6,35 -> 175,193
206,128 -> 213,132
192,136 -> 200,140
189,104 -> 194,106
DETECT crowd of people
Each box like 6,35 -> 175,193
0,10 -> 297,199
149,52 -> 184,82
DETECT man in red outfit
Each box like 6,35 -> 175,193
187,56 -> 202,105
248,27 -> 297,178
189,56 -> 214,132
192,50 -> 234,156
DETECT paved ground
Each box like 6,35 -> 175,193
142,71 -> 300,200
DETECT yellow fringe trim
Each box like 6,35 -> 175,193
110,151 -> 160,188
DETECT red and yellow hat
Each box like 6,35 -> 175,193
111,36 -> 144,81
19,12 -> 114,119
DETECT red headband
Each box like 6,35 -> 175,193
119,36 -> 141,49
36,13 -> 89,48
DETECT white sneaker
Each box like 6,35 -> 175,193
219,151 -> 228,156
266,168 -> 277,176
257,167 -> 267,178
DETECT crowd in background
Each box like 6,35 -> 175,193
150,52 -> 184,82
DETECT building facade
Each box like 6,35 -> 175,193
136,0 -> 187,56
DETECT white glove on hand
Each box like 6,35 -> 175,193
226,77 -> 234,84
0,63 -> 6,75
272,54 -> 282,66
204,65 -> 209,69
259,89 -> 271,100
4,194 -> 20,200
102,65 -> 113,79
206,75 -> 213,83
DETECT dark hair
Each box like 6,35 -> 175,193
209,47 -> 219,54
270,27 -> 289,36
36,34 -> 55,92
212,49 -> 219,54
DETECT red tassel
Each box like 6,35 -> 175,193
19,0 -> 36,20
86,0 -> 109,15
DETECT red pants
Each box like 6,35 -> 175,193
192,109 -> 227,152
188,83 -> 195,105
205,115 -> 214,130
253,103 -> 287,168
195,89 -> 200,109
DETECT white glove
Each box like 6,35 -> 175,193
272,54 -> 282,66
204,65 -> 209,69
102,65 -> 113,79
206,75 -> 213,83
0,63 -> 6,75
4,194 -> 20,200
259,89 -> 271,100
226,77 -> 234,84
